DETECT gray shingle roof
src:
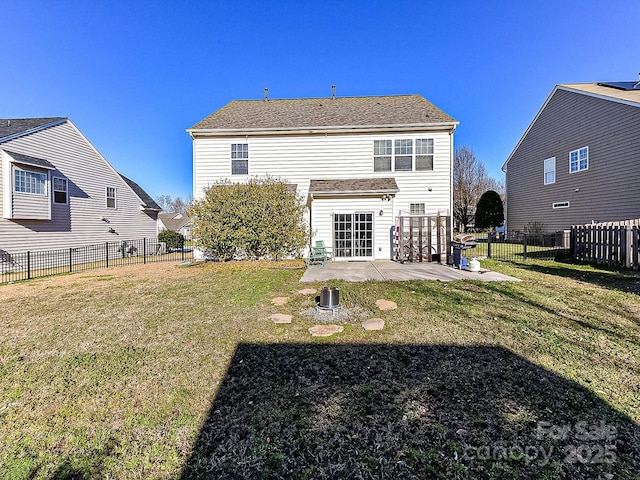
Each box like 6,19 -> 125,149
190,95 -> 456,131
0,118 -> 67,142
2,150 -> 56,170
309,178 -> 399,195
159,213 -> 192,230
119,174 -> 161,211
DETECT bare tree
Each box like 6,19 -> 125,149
453,146 -> 501,232
155,195 -> 191,214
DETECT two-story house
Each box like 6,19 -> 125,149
0,117 -> 160,254
503,81 -> 640,233
188,93 -> 458,261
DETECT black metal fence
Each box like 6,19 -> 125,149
1,238 -> 194,284
472,231 -> 571,262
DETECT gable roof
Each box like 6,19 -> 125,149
502,81 -> 640,171
309,178 -> 399,196
118,173 -> 161,211
0,118 -> 67,143
189,95 -> 457,135
158,212 -> 192,230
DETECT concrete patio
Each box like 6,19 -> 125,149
300,260 -> 520,283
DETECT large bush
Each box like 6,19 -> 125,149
158,229 -> 185,250
188,177 -> 308,261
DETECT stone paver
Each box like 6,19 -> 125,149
362,318 -> 385,331
297,288 -> 317,295
376,299 -> 397,311
271,297 -> 289,306
271,313 -> 292,324
309,324 -> 344,337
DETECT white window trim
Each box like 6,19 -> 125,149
52,176 -> 68,205
373,138 -> 435,173
544,157 -> 556,185
106,186 -> 116,209
231,143 -> 249,175
569,146 -> 589,173
552,201 -> 570,209
14,167 -> 48,196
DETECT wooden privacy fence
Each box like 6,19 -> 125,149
394,214 -> 451,263
571,222 -> 640,269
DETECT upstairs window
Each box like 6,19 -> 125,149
15,169 -> 47,195
416,139 -> 434,171
544,157 -> 556,185
231,143 -> 249,175
570,146 -> 588,173
106,187 -> 116,208
53,177 -> 68,204
394,139 -> 413,171
373,138 -> 435,172
374,140 -> 392,172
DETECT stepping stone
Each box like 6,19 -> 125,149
362,318 -> 385,331
376,299 -> 397,311
309,324 -> 343,337
271,313 -> 292,324
271,297 -> 289,306
297,288 -> 317,295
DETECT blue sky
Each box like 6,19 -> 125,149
2,0 -> 638,201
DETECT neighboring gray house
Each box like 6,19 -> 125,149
158,212 -> 192,239
0,117 -> 160,253
502,81 -> 640,233
189,93 -> 458,261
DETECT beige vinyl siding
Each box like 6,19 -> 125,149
0,121 -> 157,253
506,89 -> 640,233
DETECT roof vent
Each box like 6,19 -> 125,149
264,87 -> 269,101
331,84 -> 336,99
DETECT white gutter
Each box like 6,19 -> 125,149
187,122 -> 459,139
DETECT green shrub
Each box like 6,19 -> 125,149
187,177 -> 308,261
158,229 -> 185,250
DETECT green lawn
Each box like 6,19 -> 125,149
0,259 -> 638,479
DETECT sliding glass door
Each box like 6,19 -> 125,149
333,212 -> 373,258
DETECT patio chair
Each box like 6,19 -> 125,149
306,240 -> 333,267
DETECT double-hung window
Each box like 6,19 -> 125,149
416,139 -> 434,171
569,147 -> 588,173
374,140 -> 392,172
106,187 -> 116,208
373,139 -> 434,172
231,143 -> 249,175
544,157 -> 556,185
14,169 -> 47,195
394,139 -> 413,171
53,177 -> 68,204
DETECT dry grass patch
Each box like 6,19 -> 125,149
1,259 -> 639,479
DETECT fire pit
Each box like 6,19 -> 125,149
316,286 -> 343,316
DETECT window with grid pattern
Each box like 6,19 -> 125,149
394,139 -> 413,171
14,169 -> 47,195
231,143 -> 249,175
416,139 -> 434,171
569,147 -> 588,173
373,140 -> 392,172
53,177 -> 68,204
106,187 -> 116,208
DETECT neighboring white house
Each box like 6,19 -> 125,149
0,117 -> 160,254
188,93 -> 458,261
158,212 -> 192,239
